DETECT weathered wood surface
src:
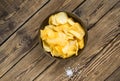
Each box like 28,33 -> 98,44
0,45 -> 55,81
0,0 -> 85,78
0,0 -> 120,81
74,0 -> 120,29
0,0 -> 49,45
34,2 -> 120,81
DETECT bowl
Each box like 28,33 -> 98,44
38,11 -> 88,60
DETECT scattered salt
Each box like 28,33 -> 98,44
65,67 -> 73,78
65,64 -> 81,78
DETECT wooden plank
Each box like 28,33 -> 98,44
0,0 -> 49,45
34,2 -> 120,81
0,45 -> 55,81
105,67 -> 120,81
0,0 -> 85,78
74,0 -> 119,29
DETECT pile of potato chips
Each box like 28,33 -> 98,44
40,12 -> 85,59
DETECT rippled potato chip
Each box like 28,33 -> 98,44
40,12 -> 85,59
49,12 -> 68,25
78,38 -> 84,49
42,41 -> 51,52
55,12 -> 68,25
67,18 -> 75,25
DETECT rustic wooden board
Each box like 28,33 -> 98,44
0,0 -> 49,45
34,2 -> 120,81
0,45 -> 55,81
0,0 -> 85,78
105,67 -> 120,81
74,0 -> 120,29
73,35 -> 120,81
0,0 -> 119,46
0,0 -> 120,80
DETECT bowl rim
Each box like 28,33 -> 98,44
38,10 -> 88,60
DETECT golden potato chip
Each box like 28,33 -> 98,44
66,40 -> 78,58
46,37 -> 68,47
62,40 -> 77,56
51,45 -> 64,57
68,30 -> 82,39
70,23 -> 85,40
78,39 -> 84,49
49,12 -> 68,26
67,18 -> 75,25
43,41 -> 51,52
54,46 -> 64,56
49,15 -> 53,25
72,23 -> 85,36
63,31 -> 74,40
41,26 -> 57,40
44,25 -> 55,29
55,12 -> 68,25
40,30 -> 47,40
49,15 -> 58,25
51,49 -> 59,57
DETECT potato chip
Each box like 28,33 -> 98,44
62,40 -> 77,57
51,49 -> 59,57
54,46 -> 64,56
68,30 -> 82,39
78,39 -> 84,49
63,31 -> 74,40
49,15 -> 53,25
40,26 -> 57,40
43,41 -> 51,52
40,30 -> 47,40
49,15 -> 58,25
72,23 -> 85,36
55,12 -> 68,25
70,23 -> 85,40
67,18 -> 75,25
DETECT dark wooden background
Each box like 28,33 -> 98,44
0,0 -> 120,81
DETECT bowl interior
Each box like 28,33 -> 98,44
38,11 -> 88,60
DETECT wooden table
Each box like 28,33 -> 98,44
0,0 -> 120,81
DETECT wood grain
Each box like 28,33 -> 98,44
74,34 -> 120,81
0,1 -> 119,79
74,0 -> 120,29
0,0 -> 85,78
34,2 -> 120,81
105,67 -> 120,81
0,45 -> 55,81
0,0 -> 49,45
1,0 -> 119,46
0,0 -> 65,78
